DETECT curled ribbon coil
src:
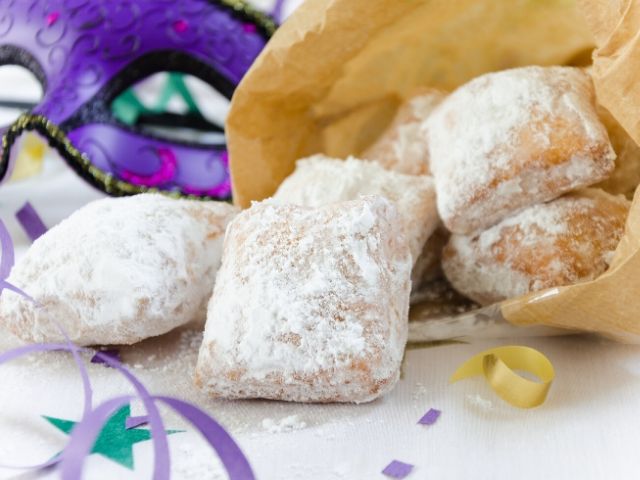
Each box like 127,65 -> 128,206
0,218 -> 255,479
450,346 -> 555,409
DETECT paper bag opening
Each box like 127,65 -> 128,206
227,0 -> 640,342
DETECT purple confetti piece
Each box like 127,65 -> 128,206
15,202 -> 48,242
418,408 -> 441,426
125,415 -> 148,429
382,460 -> 414,479
90,349 -> 120,366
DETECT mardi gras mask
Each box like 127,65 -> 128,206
0,0 -> 275,199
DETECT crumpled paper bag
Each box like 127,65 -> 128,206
227,0 -> 640,342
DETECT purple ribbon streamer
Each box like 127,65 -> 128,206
271,0 -> 285,23
15,202 -> 48,242
0,215 -> 254,477
126,415 -> 149,429
62,350 -> 171,480
61,350 -> 255,480
0,218 -> 35,302
60,395 -> 136,478
0,341 -> 256,479
154,396 -> 255,479
0,341 -> 93,471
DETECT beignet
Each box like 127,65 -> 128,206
363,88 -> 445,175
426,66 -> 616,234
0,194 -> 238,345
272,155 -> 438,263
442,189 -> 629,305
195,196 -> 412,403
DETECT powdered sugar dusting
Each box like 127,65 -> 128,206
442,190 -> 630,305
364,89 -> 445,175
262,415 -> 307,433
272,155 -> 438,264
426,66 -> 616,234
196,196 -> 412,403
0,194 -> 238,345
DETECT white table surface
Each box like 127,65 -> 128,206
1,2 -> 640,478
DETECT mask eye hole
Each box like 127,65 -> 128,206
0,65 -> 44,125
110,72 -> 229,145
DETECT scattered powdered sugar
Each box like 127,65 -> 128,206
426,66 -> 616,234
271,155 -> 439,263
442,190 -> 630,305
261,415 -> 307,433
196,196 -> 412,403
0,194 -> 238,345
171,441 -> 227,479
466,394 -> 493,410
412,382 -> 428,402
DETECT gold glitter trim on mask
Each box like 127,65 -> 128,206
1,113 -> 226,201
219,0 -> 278,35
0,0 -> 274,200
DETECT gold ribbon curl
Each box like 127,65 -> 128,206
450,346 -> 555,409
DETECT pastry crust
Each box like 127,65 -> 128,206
363,88 -> 445,175
0,194 -> 238,345
195,196 -> 412,403
426,66 -> 616,234
442,189 -> 630,305
272,155 -> 438,263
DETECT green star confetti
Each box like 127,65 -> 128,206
43,404 -> 181,470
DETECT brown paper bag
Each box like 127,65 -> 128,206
227,0 -> 640,342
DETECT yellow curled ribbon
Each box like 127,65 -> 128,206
450,346 -> 555,409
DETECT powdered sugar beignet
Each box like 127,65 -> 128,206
272,155 -> 438,263
427,66 -> 616,234
0,194 -> 238,345
442,189 -> 629,305
195,196 -> 412,403
363,88 -> 445,175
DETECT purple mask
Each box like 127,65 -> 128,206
0,0 -> 275,199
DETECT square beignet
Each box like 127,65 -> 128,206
195,196 -> 412,403
0,194 -> 238,345
426,66 -> 616,234
271,155 -> 438,263
442,189 -> 630,305
363,88 -> 445,176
